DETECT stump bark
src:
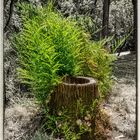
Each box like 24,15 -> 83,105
49,76 -> 99,112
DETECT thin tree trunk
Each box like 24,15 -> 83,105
90,0 -> 98,19
102,0 -> 110,38
94,0 -> 98,6
4,0 -> 15,32
132,0 -> 137,51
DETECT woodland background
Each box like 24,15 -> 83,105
4,0 -> 137,52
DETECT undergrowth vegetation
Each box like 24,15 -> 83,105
13,2 -> 116,139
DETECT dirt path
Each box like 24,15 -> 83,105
103,79 -> 136,140
103,53 -> 136,140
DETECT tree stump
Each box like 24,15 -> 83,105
49,76 -> 99,112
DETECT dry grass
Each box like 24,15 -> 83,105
4,97 -> 42,140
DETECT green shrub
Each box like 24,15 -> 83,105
17,2 -> 85,76
13,2 -> 116,139
13,3 -> 86,107
14,3 -> 62,107
14,2 -> 115,108
71,16 -> 116,95
81,40 -> 116,95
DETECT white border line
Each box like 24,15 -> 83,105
0,0 -> 3,139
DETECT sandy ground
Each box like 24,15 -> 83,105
102,53 -> 136,140
102,78 -> 136,140
4,52 -> 136,140
4,97 -> 41,140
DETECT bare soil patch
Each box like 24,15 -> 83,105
102,79 -> 136,140
102,53 -> 136,140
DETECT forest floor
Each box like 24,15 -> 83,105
102,79 -> 136,140
102,53 -> 136,140
4,40 -> 136,140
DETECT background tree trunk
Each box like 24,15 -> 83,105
102,0 -> 110,38
91,0 -> 98,19
132,0 -> 137,52
4,0 -> 15,32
